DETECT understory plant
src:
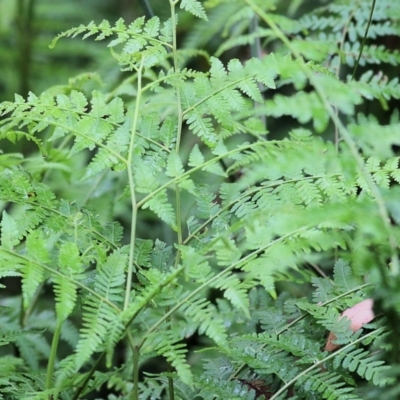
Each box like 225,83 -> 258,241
1,0 -> 400,399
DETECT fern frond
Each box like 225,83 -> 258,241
312,276 -> 335,303
154,333 -> 192,385
180,0 -> 208,21
50,16 -> 171,50
0,211 -> 20,251
332,345 -> 391,386
212,274 -> 251,318
333,259 -> 364,296
56,249 -> 126,378
21,230 -> 49,308
179,295 -> 228,346
53,242 -> 84,322
296,369 -> 357,400
143,189 -> 176,229
16,332 -> 50,371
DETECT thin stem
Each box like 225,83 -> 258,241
138,0 -> 155,19
46,320 -> 62,390
309,262 -> 329,279
333,9 -> 355,151
124,56 -> 143,395
249,14 -> 267,131
16,0 -> 36,96
126,330 -> 139,400
165,3 -> 181,397
124,57 -> 145,311
11,115 -> 127,164
183,171 -> 346,246
171,0 -> 182,151
26,201 -> 118,249
72,353 -> 105,400
170,0 -> 183,262
125,63 -> 142,392
167,362 -> 176,400
132,344 -> 140,400
351,0 -> 376,81
21,282 -> 44,326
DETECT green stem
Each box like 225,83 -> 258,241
72,353 -> 105,400
16,0 -> 36,96
132,344 -> 139,400
21,282 -> 44,326
124,57 -> 144,311
170,0 -> 183,269
138,0 -> 155,19
170,1 -> 183,151
351,0 -> 376,81
249,14 -> 267,130
46,320 -> 62,390
10,115 -> 127,164
80,170 -> 108,207
125,330 -> 139,400
167,362 -> 175,400
184,171 -> 348,246
160,5 -> 181,397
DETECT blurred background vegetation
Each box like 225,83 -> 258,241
0,0 -> 329,102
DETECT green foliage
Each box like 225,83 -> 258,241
1,0 -> 400,398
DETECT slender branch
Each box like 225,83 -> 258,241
170,0 -> 184,261
351,0 -> 376,81
124,57 -> 145,310
6,115 -> 127,164
183,172 -> 346,246
333,9 -> 355,150
72,353 -> 105,400
138,0 -> 155,19
16,0 -> 36,96
249,14 -> 267,130
126,330 -> 139,400
46,320 -> 62,390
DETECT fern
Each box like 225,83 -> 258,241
332,346 -> 391,386
1,0 -> 400,398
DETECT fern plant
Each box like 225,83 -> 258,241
1,0 -> 400,398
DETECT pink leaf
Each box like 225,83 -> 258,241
325,298 -> 374,352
